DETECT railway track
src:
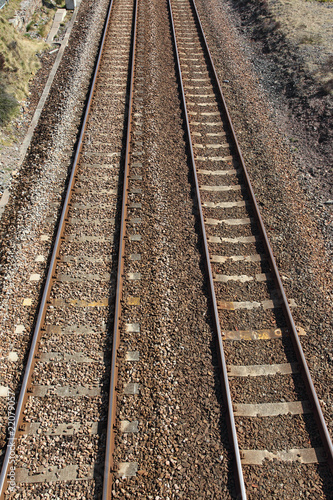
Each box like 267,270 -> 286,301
0,0 -> 137,494
0,0 -> 332,497
169,0 -> 333,496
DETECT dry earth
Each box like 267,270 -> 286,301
227,0 -> 333,209
268,0 -> 333,85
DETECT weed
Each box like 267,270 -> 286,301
0,16 -> 46,123
38,19 -> 52,38
0,86 -> 19,124
300,34 -> 322,45
25,4 -> 55,39
26,20 -> 34,32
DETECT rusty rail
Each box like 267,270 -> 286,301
168,0 -> 333,496
0,0 -> 117,495
167,0 -> 247,498
188,0 -> 333,474
102,0 -> 138,495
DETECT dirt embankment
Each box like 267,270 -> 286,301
231,0 -> 333,187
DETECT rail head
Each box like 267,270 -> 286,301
102,0 -> 138,497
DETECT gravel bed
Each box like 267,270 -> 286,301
13,480 -> 100,499
32,361 -> 106,387
111,0 -> 236,497
244,462 -> 333,500
40,334 -> 106,357
224,337 -> 297,366
216,260 -> 271,277
204,205 -> 253,219
208,241 -> 266,257
56,260 -> 115,277
201,190 -> 248,204
208,223 -> 259,239
16,435 -> 101,471
229,310 -> 288,334
45,309 -> 110,332
50,281 -> 112,300
24,395 -> 106,424
63,223 -> 116,237
198,172 -> 241,185
230,373 -> 308,404
216,282 -> 278,302
236,414 -> 322,451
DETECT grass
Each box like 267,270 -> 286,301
299,34 -> 322,45
26,3 -> 59,39
0,87 -> 18,123
38,16 -> 53,38
26,20 -> 34,32
1,0 -> 23,22
0,4 -> 46,124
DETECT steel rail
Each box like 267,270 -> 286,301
189,0 -> 333,473
0,0 -> 116,495
167,1 -> 247,498
102,0 -> 138,496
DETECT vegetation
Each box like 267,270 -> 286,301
299,34 -> 322,45
24,2 -> 62,40
0,84 -> 19,123
0,16 -> 46,123
0,0 -> 51,125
